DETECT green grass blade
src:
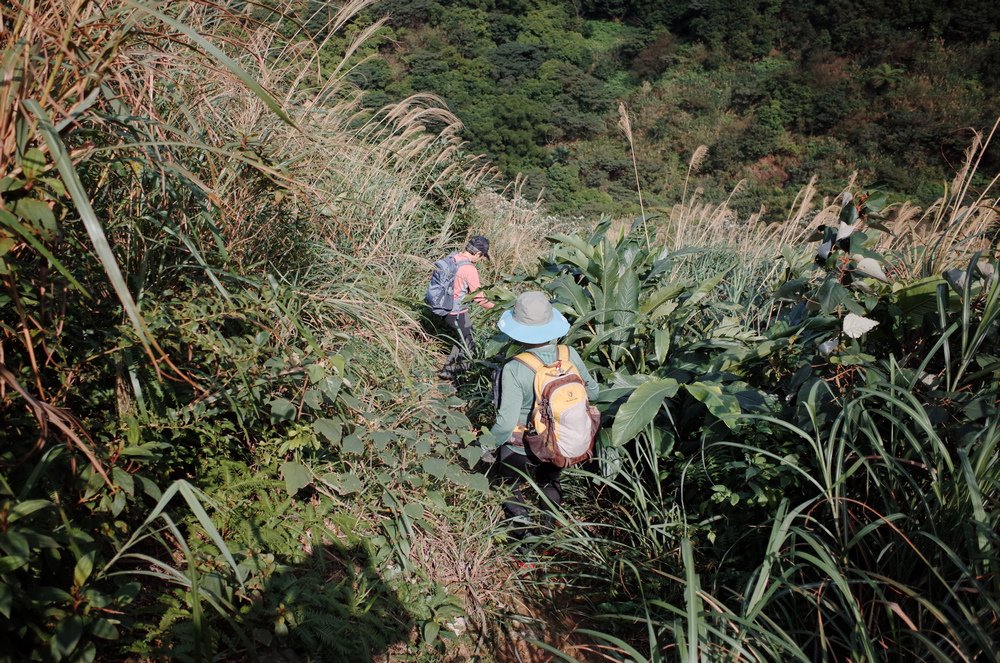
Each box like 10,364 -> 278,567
0,209 -> 86,293
26,100 -> 153,351
681,538 -> 701,662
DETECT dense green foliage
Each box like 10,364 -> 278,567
1,1 -> 493,660
332,0 -> 1000,215
471,193 -> 1000,659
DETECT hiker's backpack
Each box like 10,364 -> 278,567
514,345 -> 600,468
425,254 -> 470,316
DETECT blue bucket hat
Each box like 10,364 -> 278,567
498,291 -> 570,343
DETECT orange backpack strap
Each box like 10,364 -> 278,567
513,351 -> 545,373
557,345 -> 570,366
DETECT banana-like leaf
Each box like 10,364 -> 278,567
547,233 -> 594,260
610,378 -> 680,447
893,275 -> 945,319
589,283 -> 608,328
681,272 -> 726,309
639,283 -> 686,315
549,274 -> 592,316
611,267 -> 640,340
654,328 -> 671,364
684,381 -> 741,429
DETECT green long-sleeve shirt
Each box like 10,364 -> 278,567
484,344 -> 599,454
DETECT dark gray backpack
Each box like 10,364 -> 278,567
425,254 -> 470,316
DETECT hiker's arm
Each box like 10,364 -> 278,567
569,346 -> 600,400
460,265 -> 495,309
486,362 -> 522,450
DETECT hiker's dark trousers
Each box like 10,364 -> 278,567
496,444 -> 562,521
442,311 -> 473,375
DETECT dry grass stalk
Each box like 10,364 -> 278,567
682,144 -> 708,207
618,102 -> 649,248
878,119 -> 1000,273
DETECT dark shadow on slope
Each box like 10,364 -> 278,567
245,539 -> 414,662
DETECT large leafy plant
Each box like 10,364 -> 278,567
523,220 -> 764,471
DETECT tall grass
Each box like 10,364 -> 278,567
2,1 -> 512,659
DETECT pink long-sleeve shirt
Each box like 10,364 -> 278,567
450,251 -> 495,314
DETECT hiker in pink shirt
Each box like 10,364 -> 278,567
441,236 -> 495,379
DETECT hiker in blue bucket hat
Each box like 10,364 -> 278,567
481,291 -> 599,543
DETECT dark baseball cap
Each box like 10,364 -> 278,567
467,235 -> 490,259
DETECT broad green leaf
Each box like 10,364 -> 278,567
321,472 -> 363,495
10,197 -> 56,236
269,398 -> 296,423
548,232 -> 595,257
839,200 -> 859,226
74,552 -> 95,587
78,642 -> 97,663
776,276 -> 811,300
454,473 -> 490,493
306,363 -> 326,384
319,376 -> 343,402
0,582 -> 10,618
610,267 -> 640,348
0,236 -> 14,258
90,617 -> 120,640
422,458 -> 449,479
51,615 -> 83,661
136,476 -> 162,501
370,431 -> 395,450
423,620 -> 440,644
22,148 -> 46,179
444,409 -> 471,430
302,389 -> 323,410
649,299 -> 679,319
458,445 -> 482,469
82,588 -> 110,609
402,502 -> 424,520
681,272 -> 726,309
33,585 -> 73,604
39,176 -> 66,197
0,177 -> 24,192
0,556 -> 27,573
7,499 -> 52,523
110,491 -> 126,517
685,381 -> 741,429
313,418 -> 342,445
341,434 -> 364,454
280,461 -> 311,496
111,467 -> 134,497
610,378 -> 680,447
639,283 -> 685,314
0,530 -> 29,558
817,278 -> 849,314
550,275 -> 591,316
654,328 -> 670,364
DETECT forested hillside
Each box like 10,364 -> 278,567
332,0 -> 1000,214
